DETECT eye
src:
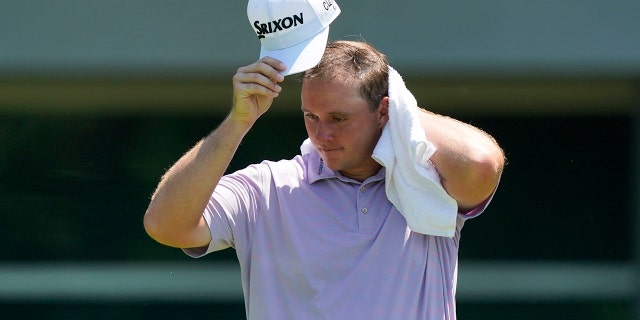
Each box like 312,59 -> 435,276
304,113 -> 318,120
331,116 -> 345,123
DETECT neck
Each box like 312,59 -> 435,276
339,162 -> 383,182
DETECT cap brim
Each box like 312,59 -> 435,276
259,27 -> 330,76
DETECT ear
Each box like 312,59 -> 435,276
378,96 -> 390,128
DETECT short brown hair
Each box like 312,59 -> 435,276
302,40 -> 389,112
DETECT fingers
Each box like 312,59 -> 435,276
229,58 -> 288,123
256,56 -> 287,75
234,57 -> 286,97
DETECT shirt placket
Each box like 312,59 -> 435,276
356,183 -> 375,233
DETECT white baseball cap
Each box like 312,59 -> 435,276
247,0 -> 341,76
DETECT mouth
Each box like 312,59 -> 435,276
318,146 -> 341,153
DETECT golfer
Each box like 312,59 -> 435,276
145,1 -> 504,318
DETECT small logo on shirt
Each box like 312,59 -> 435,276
318,158 -> 324,175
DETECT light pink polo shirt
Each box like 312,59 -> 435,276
185,149 -> 487,320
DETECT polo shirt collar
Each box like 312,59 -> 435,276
305,149 -> 386,184
306,150 -> 336,183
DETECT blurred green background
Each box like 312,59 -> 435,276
1,1 -> 639,319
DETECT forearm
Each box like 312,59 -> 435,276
144,115 -> 252,247
419,109 -> 504,210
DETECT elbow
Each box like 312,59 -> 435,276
468,146 -> 505,199
143,206 -> 164,245
470,144 -> 505,188
143,201 -> 210,249
143,202 -> 177,247
477,146 -> 505,182
449,146 -> 505,210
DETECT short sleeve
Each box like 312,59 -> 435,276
182,164 -> 270,258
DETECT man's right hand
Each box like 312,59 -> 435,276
230,57 -> 286,125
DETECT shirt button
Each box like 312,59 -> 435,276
359,186 -> 366,192
361,208 -> 368,214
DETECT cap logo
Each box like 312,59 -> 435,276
323,0 -> 335,10
253,13 -> 304,39
247,0 -> 341,75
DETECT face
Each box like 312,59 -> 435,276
301,78 -> 389,181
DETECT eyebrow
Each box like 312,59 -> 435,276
300,107 -> 351,117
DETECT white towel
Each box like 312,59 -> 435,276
371,66 -> 457,237
299,66 -> 457,237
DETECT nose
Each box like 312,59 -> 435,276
314,120 -> 333,143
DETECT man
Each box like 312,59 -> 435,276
144,40 -> 505,319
